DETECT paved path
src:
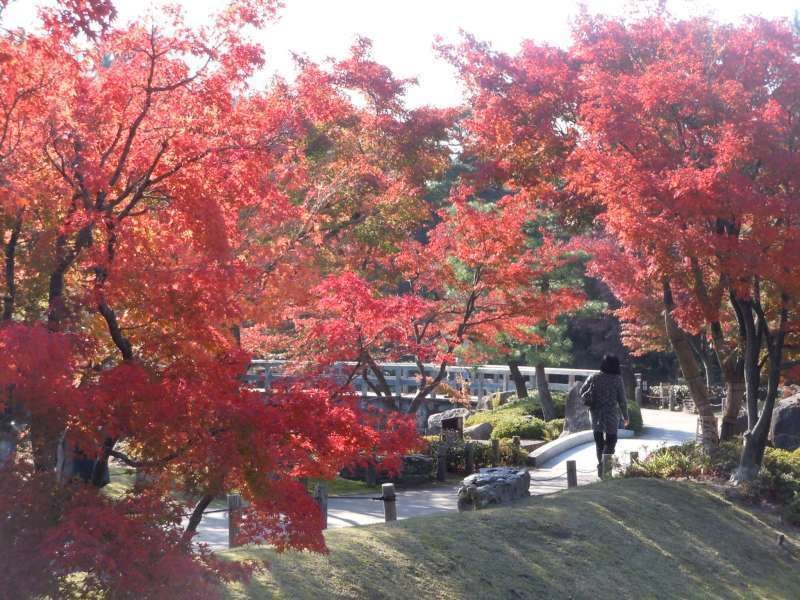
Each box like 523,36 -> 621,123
192,408 -> 698,550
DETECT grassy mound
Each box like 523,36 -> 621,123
221,479 -> 800,599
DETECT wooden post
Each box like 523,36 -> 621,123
436,443 -> 447,482
567,460 -> 577,489
601,454 -> 614,480
227,493 -> 242,549
669,387 -> 677,411
382,483 -> 397,522
491,438 -> 500,467
465,442 -> 475,474
313,483 -> 328,530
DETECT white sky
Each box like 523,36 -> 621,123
4,0 -> 799,106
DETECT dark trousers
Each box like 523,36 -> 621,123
593,431 -> 618,464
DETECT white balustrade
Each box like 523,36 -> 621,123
246,359 -> 597,400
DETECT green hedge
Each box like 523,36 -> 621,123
424,439 -> 528,471
489,416 -> 564,441
624,441 -> 800,524
466,394 -> 565,441
470,392 -> 566,422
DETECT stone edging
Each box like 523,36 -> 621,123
529,429 -> 635,467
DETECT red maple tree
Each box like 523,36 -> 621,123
0,3 -> 420,596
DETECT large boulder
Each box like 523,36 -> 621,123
563,382 -> 592,434
464,422 -> 493,440
771,394 -> 800,451
427,407 -> 471,435
457,467 -> 530,511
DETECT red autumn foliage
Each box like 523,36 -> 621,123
290,186 -> 585,414
0,2 -> 421,597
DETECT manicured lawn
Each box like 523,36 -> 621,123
221,478 -> 800,600
306,477 -> 379,496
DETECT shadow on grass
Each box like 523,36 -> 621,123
223,479 -> 799,600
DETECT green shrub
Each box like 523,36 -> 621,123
623,442 -> 711,479
755,447 -> 800,504
624,442 -> 800,524
425,439 -> 528,471
543,419 -> 565,441
709,440 -> 743,475
784,493 -> 800,526
490,416 -> 546,440
624,440 -> 743,480
466,392 -> 566,433
627,400 -> 644,434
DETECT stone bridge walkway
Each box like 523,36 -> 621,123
192,408 -> 697,550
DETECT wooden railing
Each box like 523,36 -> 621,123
244,360 -> 597,400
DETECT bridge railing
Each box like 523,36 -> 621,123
245,360 -> 597,400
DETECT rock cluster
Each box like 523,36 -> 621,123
457,466 -> 530,511
427,407 -> 471,435
464,422 -> 493,440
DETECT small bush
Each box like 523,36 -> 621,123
624,442 -> 712,479
425,439 -> 528,471
466,392 -> 566,434
624,440 -> 742,480
627,400 -> 644,434
784,493 -> 800,526
755,447 -> 800,504
709,440 -> 743,475
543,419 -> 565,441
624,442 -> 800,525
491,416 -> 546,440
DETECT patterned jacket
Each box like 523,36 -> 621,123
580,372 -> 629,434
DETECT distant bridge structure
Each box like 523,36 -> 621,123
245,360 -> 597,410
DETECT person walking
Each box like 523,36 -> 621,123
580,354 -> 629,476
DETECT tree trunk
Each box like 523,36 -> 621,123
363,358 -> 397,412
31,415 -> 60,472
719,366 -> 745,441
182,494 -> 215,545
507,359 -> 528,399
407,363 -> 448,415
0,424 -> 16,467
731,290 -> 787,483
699,353 -> 713,389
735,428 -> 768,483
535,363 -> 557,421
621,364 -> 636,405
663,280 -> 719,446
3,216 -> 21,321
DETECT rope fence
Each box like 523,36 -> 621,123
191,452 -> 645,550
530,472 -> 568,482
